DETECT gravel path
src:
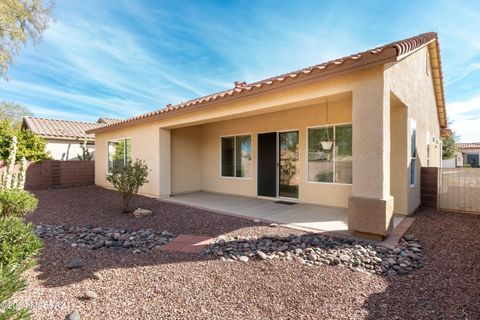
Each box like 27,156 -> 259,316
14,187 -> 480,319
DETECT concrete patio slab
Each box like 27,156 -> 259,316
165,192 -> 405,234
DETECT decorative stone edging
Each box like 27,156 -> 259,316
35,225 -> 176,254
204,234 -> 423,276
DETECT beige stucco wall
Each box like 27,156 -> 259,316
385,46 -> 442,214
195,99 -> 352,207
390,95 -> 408,214
171,126 -> 202,193
94,123 -> 161,197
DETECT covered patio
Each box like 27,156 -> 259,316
165,192 -> 405,235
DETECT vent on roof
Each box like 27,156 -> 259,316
234,81 -> 247,88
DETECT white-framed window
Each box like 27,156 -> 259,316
221,135 -> 252,178
108,138 -> 132,174
426,132 -> 430,167
410,121 -> 417,186
307,124 -> 352,184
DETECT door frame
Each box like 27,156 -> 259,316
467,154 -> 479,168
256,129 -> 300,201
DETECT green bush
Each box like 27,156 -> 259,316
0,265 -> 30,320
0,120 -> 51,162
0,217 -> 42,319
0,217 -> 42,267
106,159 -> 149,213
0,190 -> 38,218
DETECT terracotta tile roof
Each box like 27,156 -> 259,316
97,117 -> 121,125
88,32 -> 445,133
22,117 -> 105,140
457,143 -> 480,150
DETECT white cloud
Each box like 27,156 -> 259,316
447,95 -> 480,117
447,94 -> 480,142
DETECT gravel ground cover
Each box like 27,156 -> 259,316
35,225 -> 176,253
13,186 -> 480,319
205,234 -> 423,276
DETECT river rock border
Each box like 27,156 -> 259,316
205,234 -> 423,276
35,225 -> 176,254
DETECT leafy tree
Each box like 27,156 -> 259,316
442,133 -> 459,160
0,119 -> 50,162
106,160 -> 149,213
0,101 -> 33,128
16,128 -> 50,161
0,0 -> 54,79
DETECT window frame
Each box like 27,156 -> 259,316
306,122 -> 353,185
107,137 -> 132,174
426,132 -> 430,167
220,133 -> 252,180
410,120 -> 417,187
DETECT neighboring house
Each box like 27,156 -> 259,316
442,151 -> 463,168
87,32 -> 447,238
22,117 -> 119,160
457,143 -> 480,167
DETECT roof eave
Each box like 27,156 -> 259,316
87,50 -> 398,134
38,135 -> 95,142
427,40 -> 447,129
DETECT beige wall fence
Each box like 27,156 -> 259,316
439,168 -> 480,213
1,160 -> 94,190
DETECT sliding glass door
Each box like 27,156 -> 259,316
279,131 -> 299,199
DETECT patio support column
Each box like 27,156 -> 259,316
159,128 -> 171,197
348,80 -> 393,239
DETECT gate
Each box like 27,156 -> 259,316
439,168 -> 480,213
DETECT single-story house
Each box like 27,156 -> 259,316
87,32 -> 447,239
442,151 -> 463,168
457,143 -> 480,167
22,117 -> 119,160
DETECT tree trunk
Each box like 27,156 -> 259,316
122,194 -> 133,213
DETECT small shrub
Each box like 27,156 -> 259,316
0,217 -> 42,267
0,189 -> 38,218
0,217 -> 42,319
0,265 -> 30,320
106,159 -> 149,213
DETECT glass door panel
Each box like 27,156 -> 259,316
279,131 -> 299,199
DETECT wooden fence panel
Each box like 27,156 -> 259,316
421,167 -> 439,209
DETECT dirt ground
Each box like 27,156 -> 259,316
14,186 -> 480,319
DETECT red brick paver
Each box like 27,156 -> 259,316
380,217 -> 416,249
161,234 -> 214,253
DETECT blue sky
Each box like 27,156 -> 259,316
1,0 -> 480,142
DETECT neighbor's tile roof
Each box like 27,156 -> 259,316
457,143 -> 480,150
97,117 -> 121,125
22,117 -> 106,140
89,32 -> 445,133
